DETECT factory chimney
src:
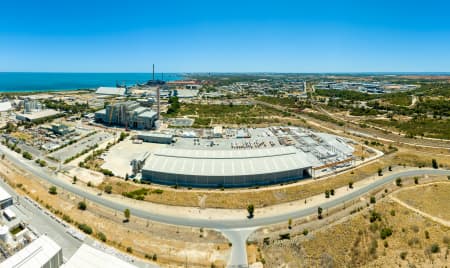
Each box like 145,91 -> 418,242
152,64 -> 155,81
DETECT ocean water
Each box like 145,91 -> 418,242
0,72 -> 183,93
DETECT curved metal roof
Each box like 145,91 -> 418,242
143,146 -> 312,177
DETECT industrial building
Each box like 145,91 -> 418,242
63,244 -> 137,268
136,132 -> 173,144
16,109 -> 61,122
0,235 -> 63,268
0,186 -> 13,209
95,101 -> 158,130
51,123 -> 75,135
141,146 -> 312,187
95,87 -> 128,96
0,101 -> 12,112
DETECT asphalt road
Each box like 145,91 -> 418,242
4,145 -> 449,229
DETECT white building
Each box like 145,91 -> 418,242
0,101 -> 12,112
63,244 -> 137,268
0,235 -> 63,268
0,185 -> 13,209
95,87 -> 127,96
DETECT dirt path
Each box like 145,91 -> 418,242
389,195 -> 450,227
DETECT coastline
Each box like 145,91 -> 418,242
0,72 -> 183,93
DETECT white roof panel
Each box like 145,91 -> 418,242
1,235 -> 61,268
0,185 -> 12,202
143,146 -> 312,177
63,244 -> 138,268
95,87 -> 126,96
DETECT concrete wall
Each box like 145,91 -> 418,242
141,168 -> 311,188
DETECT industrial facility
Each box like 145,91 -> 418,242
142,146 -> 312,187
94,101 -> 158,130
134,127 -> 356,188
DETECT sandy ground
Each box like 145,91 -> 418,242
101,138 -> 166,178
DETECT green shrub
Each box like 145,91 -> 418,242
78,201 -> 87,210
104,185 -> 112,194
22,151 -> 33,160
78,223 -> 93,234
400,251 -> 407,260
48,186 -> 57,195
430,243 -> 440,253
97,232 -> 107,242
380,227 -> 393,239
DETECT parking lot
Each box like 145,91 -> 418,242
49,132 -> 113,162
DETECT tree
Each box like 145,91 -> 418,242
349,181 -> 354,189
325,190 -> 330,198
124,208 -> 131,222
396,178 -> 402,187
318,207 -> 323,219
104,185 -> 112,194
1,154 -> 5,160
330,189 -> 335,196
288,218 -> 292,229
414,177 -> 419,184
388,166 -> 392,171
432,159 -> 438,169
378,168 -> 383,176
78,201 -> 87,210
125,173 -> 129,181
48,186 -> 57,195
22,151 -> 33,160
247,204 -> 255,218
370,196 -> 376,204
73,176 -> 77,184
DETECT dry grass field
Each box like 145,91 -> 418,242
260,200 -> 450,267
396,182 -> 450,222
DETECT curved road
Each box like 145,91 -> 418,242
2,145 -> 449,228
2,145 -> 450,267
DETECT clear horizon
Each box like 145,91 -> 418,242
2,0 -> 450,73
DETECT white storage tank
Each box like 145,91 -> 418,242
0,225 -> 9,242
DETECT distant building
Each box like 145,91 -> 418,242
95,101 -> 157,130
0,186 -> 13,209
51,123 -> 74,135
173,89 -> 199,98
95,87 -> 127,96
16,109 -> 61,122
0,101 -> 12,112
1,235 -> 63,268
167,80 -> 199,86
213,126 -> 223,138
137,132 -> 173,144
23,99 -> 44,113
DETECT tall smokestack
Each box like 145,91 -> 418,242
152,64 -> 155,81
157,87 -> 160,120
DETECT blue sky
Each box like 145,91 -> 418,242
1,0 -> 450,72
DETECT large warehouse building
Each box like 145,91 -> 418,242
141,146 -> 312,187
